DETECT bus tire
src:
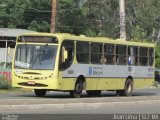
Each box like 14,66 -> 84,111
86,90 -> 101,97
34,89 -> 46,97
70,80 -> 83,98
116,79 -> 133,96
116,90 -> 124,96
123,79 -> 133,96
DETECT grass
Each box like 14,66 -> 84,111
0,75 -> 32,93
0,87 -> 32,94
0,77 -> 11,90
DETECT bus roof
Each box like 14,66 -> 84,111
18,33 -> 155,48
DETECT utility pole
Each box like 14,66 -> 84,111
119,0 -> 126,40
50,0 -> 57,33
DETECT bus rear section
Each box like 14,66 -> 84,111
59,40 -> 155,98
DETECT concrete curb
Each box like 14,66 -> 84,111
1,100 -> 160,111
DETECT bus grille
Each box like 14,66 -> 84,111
15,74 -> 52,80
18,82 -> 48,87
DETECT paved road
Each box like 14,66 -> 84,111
0,88 -> 160,119
19,102 -> 160,114
0,87 -> 159,99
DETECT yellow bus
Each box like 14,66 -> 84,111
12,33 -> 155,98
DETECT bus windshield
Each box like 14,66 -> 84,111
14,44 -> 57,70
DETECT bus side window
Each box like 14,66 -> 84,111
139,47 -> 148,66
128,46 -> 138,65
104,44 -> 114,64
76,41 -> 90,63
116,45 -> 126,65
149,48 -> 154,66
59,40 -> 74,70
91,43 -> 103,64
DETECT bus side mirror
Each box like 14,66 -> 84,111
8,47 -> 11,55
62,47 -> 68,62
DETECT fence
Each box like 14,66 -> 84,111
0,68 -> 11,82
0,47 -> 13,82
0,48 -> 13,81
0,37 -> 15,68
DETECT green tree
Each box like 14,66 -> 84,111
25,0 -> 52,32
155,45 -> 160,67
79,0 -> 119,38
126,0 -> 160,42
1,0 -> 160,41
56,0 -> 86,35
0,0 -> 51,31
0,0 -> 30,28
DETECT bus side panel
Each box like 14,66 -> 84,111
60,77 -> 99,91
134,78 -> 154,88
59,71 -> 75,90
97,78 -> 125,90
60,78 -> 75,90
85,78 -> 97,90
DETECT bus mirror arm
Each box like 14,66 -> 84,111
64,50 -> 68,61
62,47 -> 68,62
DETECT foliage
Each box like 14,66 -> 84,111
0,0 -> 51,31
126,0 -> 160,42
155,45 -> 160,67
56,0 -> 86,35
1,0 -> 160,40
28,20 -> 50,32
81,0 -> 119,38
0,76 -> 11,89
0,62 -> 12,68
0,0 -> 31,28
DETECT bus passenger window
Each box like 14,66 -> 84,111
149,48 -> 154,66
100,55 -> 107,64
76,42 -> 90,63
91,43 -> 103,64
116,45 -> 126,65
128,47 -> 138,65
104,44 -> 115,64
139,47 -> 148,66
59,40 -> 74,70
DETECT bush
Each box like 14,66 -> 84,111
0,76 -> 11,89
0,62 -> 12,68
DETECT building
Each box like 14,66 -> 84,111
0,28 -> 36,68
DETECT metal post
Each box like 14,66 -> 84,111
4,41 -> 8,69
119,0 -> 126,40
50,0 -> 57,33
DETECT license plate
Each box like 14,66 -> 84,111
28,81 -> 35,85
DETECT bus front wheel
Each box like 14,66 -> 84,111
34,89 -> 47,97
70,80 -> 83,98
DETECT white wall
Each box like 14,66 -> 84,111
0,48 -> 14,63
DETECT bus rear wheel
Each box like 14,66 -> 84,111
116,90 -> 124,96
124,79 -> 133,96
34,89 -> 47,97
86,90 -> 101,97
116,79 -> 133,96
70,80 -> 83,98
